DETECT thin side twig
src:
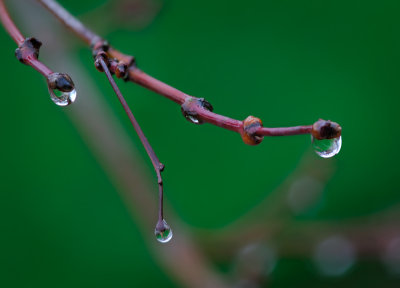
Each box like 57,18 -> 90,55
98,56 -> 166,223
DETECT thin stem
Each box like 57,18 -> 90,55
36,0 -> 322,141
99,57 -> 165,221
257,125 -> 312,137
27,57 -> 53,76
0,0 -> 54,77
0,0 -> 24,44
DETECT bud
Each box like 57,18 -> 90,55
241,116 -> 263,145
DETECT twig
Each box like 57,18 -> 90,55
0,0 -> 77,107
7,1 -> 230,285
36,0 -> 341,143
0,0 -> 52,76
97,55 -> 166,224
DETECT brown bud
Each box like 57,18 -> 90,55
94,51 -> 108,72
15,37 -> 42,64
91,40 -> 109,58
115,62 -> 128,79
241,116 -> 263,145
311,119 -> 342,140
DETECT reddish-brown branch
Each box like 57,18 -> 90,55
257,125 -> 312,137
36,0 -> 339,143
27,57 -> 53,76
0,0 -> 54,77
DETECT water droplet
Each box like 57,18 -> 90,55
311,136 -> 342,158
48,87 -> 77,106
185,115 -> 199,124
154,219 -> 173,243
313,235 -> 355,277
46,73 -> 76,107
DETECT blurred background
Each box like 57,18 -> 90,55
0,0 -> 399,287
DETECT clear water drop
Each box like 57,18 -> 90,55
185,115 -> 200,124
154,219 -> 173,243
49,87 -> 77,107
311,136 -> 342,158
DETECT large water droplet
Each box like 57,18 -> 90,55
311,136 -> 342,158
49,87 -> 77,107
154,219 -> 173,243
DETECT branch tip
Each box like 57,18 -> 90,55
311,119 -> 342,140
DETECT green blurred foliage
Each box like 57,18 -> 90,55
0,0 -> 399,287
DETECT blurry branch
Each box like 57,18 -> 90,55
198,151 -> 336,259
80,0 -> 163,32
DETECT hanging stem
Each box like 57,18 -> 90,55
98,56 -> 165,221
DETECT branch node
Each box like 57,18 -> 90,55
241,116 -> 263,145
94,51 -> 108,72
91,40 -> 109,58
311,119 -> 342,140
15,37 -> 42,64
181,97 -> 213,124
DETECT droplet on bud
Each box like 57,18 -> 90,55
311,135 -> 342,158
154,219 -> 173,243
181,97 -> 213,124
46,73 -> 77,106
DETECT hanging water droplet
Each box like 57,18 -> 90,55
48,87 -> 77,106
311,136 -> 342,158
154,219 -> 173,243
46,72 -> 77,107
186,115 -> 200,124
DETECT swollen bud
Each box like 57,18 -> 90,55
311,119 -> 341,140
241,116 -> 263,145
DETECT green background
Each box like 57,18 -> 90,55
0,0 -> 399,287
